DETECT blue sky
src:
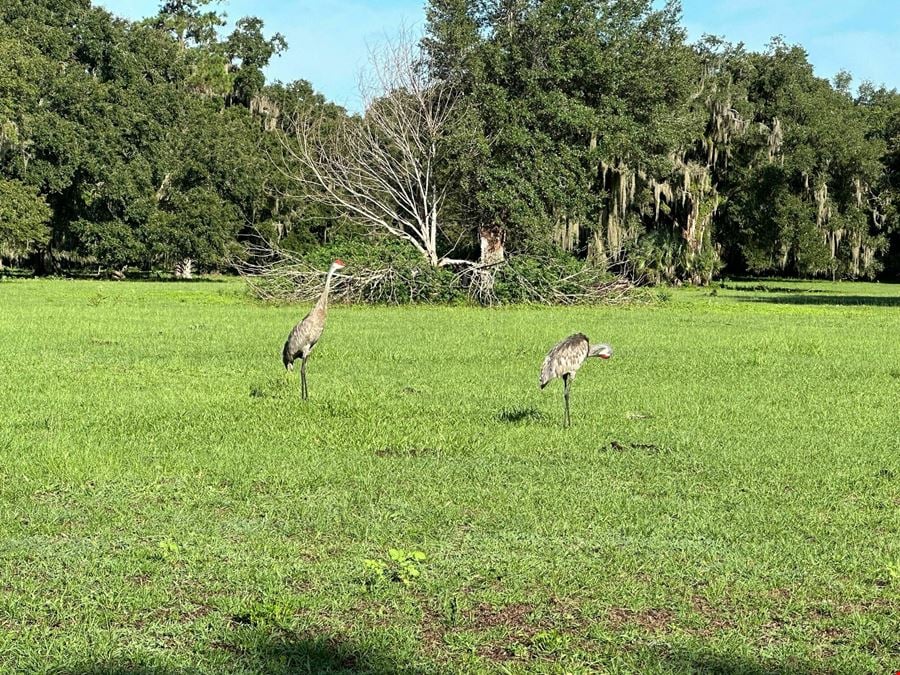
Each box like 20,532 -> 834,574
99,0 -> 899,111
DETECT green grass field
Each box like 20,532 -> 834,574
0,278 -> 897,673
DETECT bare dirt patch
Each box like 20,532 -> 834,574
468,602 -> 535,631
607,606 -> 674,633
815,625 -> 847,642
126,573 -> 151,587
419,597 -> 586,664
688,595 -> 737,634
475,642 -> 520,662
768,587 -> 793,601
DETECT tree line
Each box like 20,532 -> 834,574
1,0 -> 898,284
0,0 -> 341,276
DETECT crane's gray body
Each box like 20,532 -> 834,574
282,261 -> 343,399
540,333 -> 612,426
540,333 -> 591,389
282,300 -> 326,367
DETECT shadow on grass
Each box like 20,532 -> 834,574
0,269 -> 37,279
16,271 -> 236,283
496,406 -> 547,423
114,275 -> 235,284
652,647 -> 839,675
222,633 -> 419,674
55,633 -> 418,674
736,294 -> 900,307
52,637 -> 846,675
722,283 -> 827,294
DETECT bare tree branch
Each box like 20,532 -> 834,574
274,31 -> 466,267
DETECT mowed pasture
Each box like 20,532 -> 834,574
0,278 -> 897,674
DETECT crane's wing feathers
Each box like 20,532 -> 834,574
283,308 -> 325,362
539,333 -> 590,388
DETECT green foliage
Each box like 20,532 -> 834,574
627,228 -> 682,284
777,194 -> 831,276
299,239 -> 467,304
364,548 -> 428,586
425,4 -> 899,283
155,539 -> 181,561
68,217 -> 142,268
709,39 -> 892,280
425,0 -> 705,260
148,187 -> 242,269
491,251 -> 621,303
0,0 -> 337,274
0,178 -> 50,262
626,227 -> 724,285
225,16 -> 287,105
531,629 -> 570,654
241,598 -> 301,629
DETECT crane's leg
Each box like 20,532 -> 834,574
563,374 -> 571,428
300,356 -> 308,400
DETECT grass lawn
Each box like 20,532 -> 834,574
0,277 -> 897,673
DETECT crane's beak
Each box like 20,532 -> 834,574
286,362 -> 293,371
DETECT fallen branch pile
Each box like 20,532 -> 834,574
236,239 -> 651,306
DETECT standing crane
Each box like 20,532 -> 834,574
540,333 -> 612,427
282,259 -> 346,400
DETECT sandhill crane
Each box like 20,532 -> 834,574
540,333 -> 612,427
282,259 -> 346,399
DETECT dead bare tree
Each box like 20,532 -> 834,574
276,35 -> 468,268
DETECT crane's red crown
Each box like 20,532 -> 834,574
333,259 -> 346,267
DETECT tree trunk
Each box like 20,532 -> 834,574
473,224 -> 505,301
479,224 -> 505,266
174,257 -> 194,279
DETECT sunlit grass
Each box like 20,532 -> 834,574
0,278 -> 897,673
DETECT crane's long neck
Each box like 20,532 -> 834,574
314,267 -> 336,313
